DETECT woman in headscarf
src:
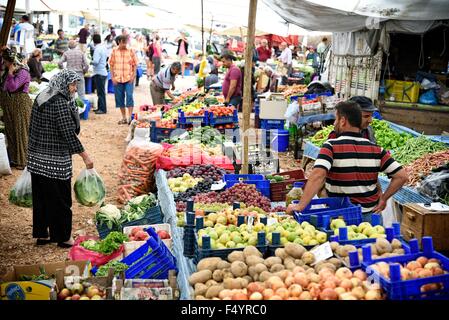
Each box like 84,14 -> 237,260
0,46 -> 33,169
27,69 -> 94,248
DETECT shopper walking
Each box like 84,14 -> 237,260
28,69 -> 94,248
14,15 -> 35,57
109,35 -> 138,124
91,34 -> 108,114
77,24 -> 90,53
0,47 -> 33,169
176,32 -> 189,78
144,35 -> 154,80
53,29 -> 69,56
58,40 -> 89,101
151,35 -> 162,75
150,62 -> 181,105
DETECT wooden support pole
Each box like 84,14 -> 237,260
240,0 -> 258,174
0,0 -> 17,47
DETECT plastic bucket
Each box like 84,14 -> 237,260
84,76 -> 93,94
270,129 -> 289,152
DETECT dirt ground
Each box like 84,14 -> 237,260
0,76 -> 301,276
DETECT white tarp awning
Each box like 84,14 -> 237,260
262,0 -> 449,33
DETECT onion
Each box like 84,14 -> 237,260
353,269 -> 367,281
247,283 -> 264,295
309,273 -> 321,284
322,279 -> 337,289
276,287 -> 290,300
418,269 -> 433,278
299,291 -> 313,300
350,277 -> 362,288
351,286 -> 365,299
340,292 -> 357,300
294,273 -> 309,288
335,267 -> 353,280
339,279 -> 353,291
289,284 -> 303,297
365,290 -> 381,300
406,261 -> 421,271
249,292 -> 263,300
424,262 -> 441,270
308,283 -> 321,299
319,288 -> 338,300
293,266 -> 305,274
285,276 -> 295,288
268,295 -> 283,300
334,287 -> 346,296
262,288 -> 274,300
219,289 -> 233,300
232,293 -> 248,300
433,267 -> 444,276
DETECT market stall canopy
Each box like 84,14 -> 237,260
218,26 -> 269,37
262,0 -> 449,32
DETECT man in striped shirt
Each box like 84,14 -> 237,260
287,101 -> 408,221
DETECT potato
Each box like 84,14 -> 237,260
264,257 -> 282,268
327,258 -> 342,269
217,260 -> 231,270
275,248 -> 289,261
248,266 -> 258,279
194,283 -> 208,297
243,246 -> 263,258
330,241 -> 339,252
284,243 -> 306,259
189,270 -> 212,286
295,259 -> 305,266
270,264 -> 285,273
205,279 -> 218,287
375,239 -> 392,255
197,258 -> 222,272
228,251 -> 245,263
223,269 -> 234,279
255,263 -> 268,274
315,262 -> 336,273
285,261 -> 296,271
224,278 -> 243,290
205,285 -> 223,299
213,269 -> 224,282
231,261 -> 248,277
243,276 -> 253,284
195,295 -> 207,300
283,257 -> 295,266
246,255 -> 265,267
391,238 -> 403,250
238,277 -> 249,288
301,252 -> 315,265
252,274 -> 259,282
259,271 -> 272,282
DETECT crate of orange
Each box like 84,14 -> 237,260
150,120 -> 177,143
208,106 -> 239,126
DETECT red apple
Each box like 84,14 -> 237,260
58,288 -> 71,300
71,294 -> 81,300
157,230 -> 170,239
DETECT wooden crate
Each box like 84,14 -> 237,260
401,203 -> 449,251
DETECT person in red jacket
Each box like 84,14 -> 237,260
257,39 -> 272,62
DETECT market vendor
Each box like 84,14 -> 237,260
286,101 -> 408,221
221,52 -> 242,108
328,96 -> 377,143
27,48 -> 44,82
150,61 -> 181,105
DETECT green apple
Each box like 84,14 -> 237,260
211,239 -> 217,249
232,235 -> 243,244
295,227 -> 304,236
209,231 -> 218,240
294,238 -> 303,245
239,224 -> 248,231
254,223 -> 265,232
228,225 -> 238,232
267,233 -> 273,244
374,225 -> 385,234
219,233 -> 230,245
301,235 -> 312,245
280,237 -> 289,245
358,233 -> 368,239
362,227 -> 376,237
330,218 -> 346,231
248,236 -> 258,246
207,213 -> 218,224
304,225 -> 316,234
204,220 -> 214,228
216,216 -> 227,225
226,241 -> 236,248
358,222 -> 372,233
309,239 -> 319,246
316,232 -> 327,244
216,243 -> 226,249
287,232 -> 297,242
241,231 -> 250,242
301,221 -> 310,229
236,243 -> 245,248
350,225 -> 359,233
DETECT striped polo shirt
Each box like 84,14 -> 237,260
154,65 -> 176,90
314,132 -> 402,213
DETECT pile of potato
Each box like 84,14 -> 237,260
331,238 -> 407,266
189,243 -> 384,300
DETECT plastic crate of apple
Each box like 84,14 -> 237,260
168,174 -> 203,193
193,183 -> 272,212
189,244 -> 384,300
266,220 -> 328,246
57,280 -> 113,300
167,164 -> 227,183
331,219 -> 387,240
200,207 -> 267,228
331,238 -> 408,266
126,226 -> 171,241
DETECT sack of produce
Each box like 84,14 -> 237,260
74,169 -> 106,207
68,232 -> 127,267
417,163 -> 449,205
0,133 -> 12,176
117,135 -> 163,203
419,89 -> 438,105
9,167 -> 32,207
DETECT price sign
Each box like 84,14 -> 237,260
310,242 -> 333,265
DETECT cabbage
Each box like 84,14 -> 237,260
74,169 -> 106,207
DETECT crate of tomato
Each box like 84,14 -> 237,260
208,106 -> 239,126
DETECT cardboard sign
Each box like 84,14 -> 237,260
310,242 -> 333,266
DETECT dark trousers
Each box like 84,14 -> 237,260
31,173 -> 72,243
93,74 -> 107,113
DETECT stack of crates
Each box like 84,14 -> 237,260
183,203 -> 197,258
223,174 -> 271,198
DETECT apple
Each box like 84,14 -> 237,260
330,219 -> 346,231
91,295 -> 102,300
374,225 -> 385,234
71,294 -> 81,300
226,241 -> 236,248
87,286 -> 100,299
157,230 -> 170,239
219,233 -> 230,245
232,235 -> 243,244
216,216 -> 227,225
65,297 -> 72,300
58,288 -> 71,300
80,297 -> 90,300
358,222 -> 372,233
71,283 -> 84,295
316,232 -> 327,244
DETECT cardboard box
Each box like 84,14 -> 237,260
0,260 -> 90,300
259,100 -> 288,120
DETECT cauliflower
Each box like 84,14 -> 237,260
98,204 -> 121,220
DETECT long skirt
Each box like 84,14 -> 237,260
31,173 -> 72,243
0,90 -> 32,167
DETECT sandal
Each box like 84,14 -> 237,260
118,119 -> 127,125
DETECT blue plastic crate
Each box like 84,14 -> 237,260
363,237 -> 449,300
223,174 -> 270,198
320,212 -> 383,239
80,99 -> 91,120
150,123 -> 176,143
209,109 -> 239,126
194,231 -> 267,263
183,225 -> 196,258
177,110 -> 209,125
260,119 -> 285,130
294,197 -> 362,228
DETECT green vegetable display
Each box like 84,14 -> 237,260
18,266 -> 53,281
74,169 -> 106,207
309,125 -> 334,147
392,135 -> 448,165
80,231 -> 128,255
43,63 -> 58,72
95,261 -> 129,277
371,119 -> 412,151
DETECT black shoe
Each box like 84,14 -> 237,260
94,110 -> 106,114
57,242 -> 73,248
36,239 -> 53,246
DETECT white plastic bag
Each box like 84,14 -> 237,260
74,168 -> 106,207
285,101 -> 299,125
9,167 -> 32,207
0,133 -> 12,176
